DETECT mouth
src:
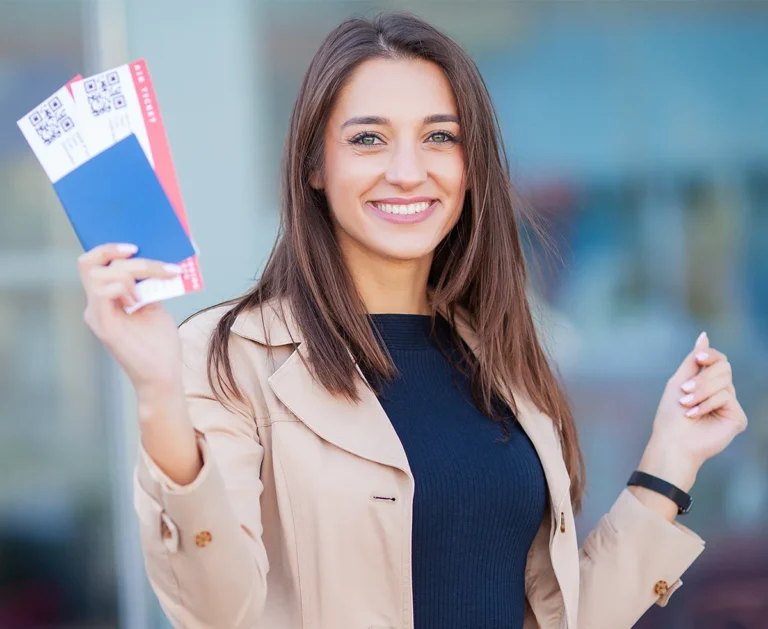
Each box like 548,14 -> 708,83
366,198 -> 439,224
369,200 -> 435,216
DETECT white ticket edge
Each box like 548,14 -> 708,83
125,276 -> 187,314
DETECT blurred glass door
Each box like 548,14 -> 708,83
0,1 -> 122,627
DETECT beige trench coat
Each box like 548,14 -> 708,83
134,300 -> 705,629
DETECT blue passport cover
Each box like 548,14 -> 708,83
53,134 -> 195,264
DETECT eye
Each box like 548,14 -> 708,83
427,130 -> 459,144
349,132 -> 384,147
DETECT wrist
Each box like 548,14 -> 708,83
629,440 -> 699,522
638,440 -> 699,494
136,379 -> 185,425
627,484 -> 679,522
137,384 -> 201,487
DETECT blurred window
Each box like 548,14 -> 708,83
0,1 -> 119,627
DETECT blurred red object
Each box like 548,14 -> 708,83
0,583 -> 63,628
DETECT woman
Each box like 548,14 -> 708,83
78,12 -> 747,629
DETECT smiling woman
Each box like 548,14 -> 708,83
74,10 -> 748,629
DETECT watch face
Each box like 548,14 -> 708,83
680,497 -> 694,515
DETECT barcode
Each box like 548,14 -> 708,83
83,71 -> 127,117
28,96 -> 75,145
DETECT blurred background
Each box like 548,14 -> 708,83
1,0 -> 767,627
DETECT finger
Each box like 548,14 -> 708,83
85,259 -> 181,291
118,292 -> 139,312
680,359 -> 732,392
96,280 -> 134,301
684,389 -> 732,418
693,346 -> 728,368
78,243 -> 138,282
670,331 -> 710,384
678,362 -> 732,407
110,258 -> 183,280
91,281 -> 138,315
83,279 -> 139,337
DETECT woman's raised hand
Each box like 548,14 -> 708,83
78,243 -> 185,395
639,332 -> 748,500
80,243 -> 202,485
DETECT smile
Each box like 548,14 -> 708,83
366,199 -> 439,224
371,201 -> 432,215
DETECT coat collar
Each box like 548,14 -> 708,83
230,298 -> 303,346
230,297 -> 571,507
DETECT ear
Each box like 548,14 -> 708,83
309,170 -> 324,190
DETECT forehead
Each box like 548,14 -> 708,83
332,57 -> 458,122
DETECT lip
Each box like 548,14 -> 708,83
366,199 -> 438,224
370,196 -> 436,204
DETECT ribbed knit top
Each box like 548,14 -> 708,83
366,313 -> 548,629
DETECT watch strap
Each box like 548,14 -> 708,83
627,470 -> 693,515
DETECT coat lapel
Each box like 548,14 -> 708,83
267,343 -> 413,479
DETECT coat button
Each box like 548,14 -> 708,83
195,531 -> 213,548
560,512 -> 566,533
654,580 -> 669,596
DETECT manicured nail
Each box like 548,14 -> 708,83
696,331 -> 707,346
118,244 -> 138,253
681,379 -> 696,393
164,263 -> 183,274
695,351 -> 709,362
685,406 -> 700,418
680,393 -> 696,405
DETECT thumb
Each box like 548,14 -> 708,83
670,331 -> 709,385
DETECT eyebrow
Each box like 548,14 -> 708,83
340,114 -> 460,129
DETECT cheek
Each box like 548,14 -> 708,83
432,150 -> 466,214
324,149 -> 382,215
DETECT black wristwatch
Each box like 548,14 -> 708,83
627,471 -> 694,515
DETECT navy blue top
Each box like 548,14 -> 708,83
366,313 -> 548,629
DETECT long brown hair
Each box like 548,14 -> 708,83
204,11 -> 585,512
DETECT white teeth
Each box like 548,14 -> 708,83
373,201 -> 432,214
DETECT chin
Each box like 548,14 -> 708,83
369,241 -> 437,262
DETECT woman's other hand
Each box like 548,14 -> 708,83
634,332 -> 748,518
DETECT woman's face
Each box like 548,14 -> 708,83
316,57 -> 466,263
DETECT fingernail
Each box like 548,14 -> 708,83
685,406 -> 700,418
164,263 -> 183,274
695,351 -> 709,362
118,244 -> 138,254
680,393 -> 696,405
696,331 -> 707,346
681,379 -> 696,393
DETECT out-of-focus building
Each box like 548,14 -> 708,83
1,1 -> 766,627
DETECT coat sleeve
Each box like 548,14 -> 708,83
133,319 -> 269,629
577,488 -> 705,628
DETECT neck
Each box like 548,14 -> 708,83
339,235 -> 432,315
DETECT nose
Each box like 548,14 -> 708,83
384,141 -> 427,189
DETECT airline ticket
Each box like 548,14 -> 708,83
18,60 -> 204,313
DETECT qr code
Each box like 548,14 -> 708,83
83,71 -> 127,117
28,96 -> 75,145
